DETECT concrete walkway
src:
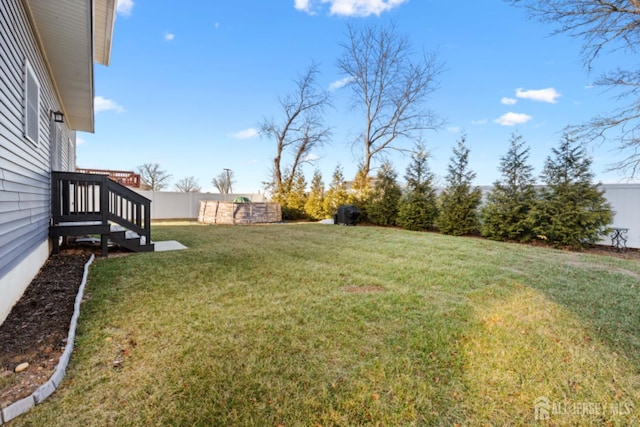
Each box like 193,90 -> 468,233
153,241 -> 188,252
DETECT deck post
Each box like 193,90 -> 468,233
101,234 -> 109,258
144,201 -> 151,245
99,175 -> 109,225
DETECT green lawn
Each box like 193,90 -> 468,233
15,224 -> 640,426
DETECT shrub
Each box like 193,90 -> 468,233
368,161 -> 402,226
481,133 -> 537,241
437,134 -> 482,235
347,168 -> 373,222
323,164 -> 349,217
529,134 -> 613,248
397,142 -> 438,231
281,170 -> 308,220
304,169 -> 326,220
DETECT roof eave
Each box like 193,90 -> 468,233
23,0 -> 116,133
94,0 -> 116,66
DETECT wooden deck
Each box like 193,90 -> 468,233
50,171 -> 153,256
74,168 -> 141,188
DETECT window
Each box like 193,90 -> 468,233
24,61 -> 39,144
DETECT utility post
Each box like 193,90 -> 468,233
223,168 -> 232,194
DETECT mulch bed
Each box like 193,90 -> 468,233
0,251 -> 89,409
578,244 -> 640,260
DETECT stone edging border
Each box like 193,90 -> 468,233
0,254 -> 95,425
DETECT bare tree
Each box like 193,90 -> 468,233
212,168 -> 234,194
137,162 -> 171,191
337,23 -> 443,177
260,63 -> 331,196
174,176 -> 201,193
507,0 -> 640,175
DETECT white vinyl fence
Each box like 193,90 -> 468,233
136,184 -> 639,248
598,184 -> 640,249
133,190 -> 265,220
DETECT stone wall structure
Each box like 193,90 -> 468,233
134,191 -> 265,220
198,201 -> 282,225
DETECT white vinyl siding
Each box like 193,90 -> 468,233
0,0 -> 74,281
24,60 -> 39,145
50,120 -> 62,170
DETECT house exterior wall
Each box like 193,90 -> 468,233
0,0 -> 74,323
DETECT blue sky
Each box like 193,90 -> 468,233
78,0 -> 635,193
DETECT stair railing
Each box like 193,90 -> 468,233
51,171 -> 151,246
106,178 -> 151,245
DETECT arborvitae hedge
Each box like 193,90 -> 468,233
437,135 -> 482,235
323,164 -> 349,217
481,133 -> 537,241
368,161 -> 402,226
397,143 -> 438,231
347,168 -> 373,222
529,134 -> 613,248
304,169 -> 326,220
282,170 -> 308,220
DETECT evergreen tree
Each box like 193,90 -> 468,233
437,134 -> 482,235
481,133 -> 537,241
529,134 -> 613,248
368,161 -> 402,226
397,142 -> 438,231
268,167 -> 309,220
304,169 -> 326,220
267,168 -> 289,207
347,168 -> 373,221
281,169 -> 308,220
323,164 -> 349,216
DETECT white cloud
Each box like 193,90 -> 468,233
295,0 -> 408,17
94,96 -> 125,113
164,33 -> 175,41
329,76 -> 354,91
230,128 -> 259,140
471,119 -> 488,125
494,112 -> 532,126
515,87 -> 561,104
501,97 -> 517,105
76,136 -> 86,146
294,0 -> 313,13
447,127 -> 461,134
116,0 -> 134,16
303,153 -> 320,162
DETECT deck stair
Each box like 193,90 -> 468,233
108,225 -> 153,252
49,172 -> 154,256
